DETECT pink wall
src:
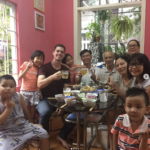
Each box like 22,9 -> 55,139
8,0 -> 54,65
145,0 -> 150,59
53,0 -> 74,57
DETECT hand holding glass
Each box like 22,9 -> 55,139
81,68 -> 87,76
62,70 -> 69,79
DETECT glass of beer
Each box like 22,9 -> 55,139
81,68 -> 87,76
63,87 -> 71,96
62,70 -> 69,79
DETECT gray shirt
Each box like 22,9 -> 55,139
99,67 -> 120,86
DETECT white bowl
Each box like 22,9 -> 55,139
73,85 -> 81,90
71,90 -> 80,96
87,114 -> 102,122
65,98 -> 76,106
82,99 -> 96,107
55,94 -> 65,102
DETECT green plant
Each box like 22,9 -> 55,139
85,20 -> 101,40
129,7 -> 141,36
97,10 -> 110,24
103,45 -> 112,51
110,15 -> 133,41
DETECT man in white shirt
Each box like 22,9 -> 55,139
77,49 -> 100,85
99,51 -> 120,85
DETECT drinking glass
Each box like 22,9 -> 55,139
63,87 -> 71,96
81,68 -> 87,76
62,70 -> 69,79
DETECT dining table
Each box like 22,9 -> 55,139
49,96 -> 121,150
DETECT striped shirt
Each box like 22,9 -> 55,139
111,114 -> 150,150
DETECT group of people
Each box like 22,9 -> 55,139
0,40 -> 150,150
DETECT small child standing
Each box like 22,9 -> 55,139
0,75 -> 49,150
18,50 -> 45,123
111,87 -> 150,150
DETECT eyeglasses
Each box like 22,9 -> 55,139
128,44 -> 138,48
129,63 -> 143,68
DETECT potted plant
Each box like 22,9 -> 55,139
85,20 -> 101,42
97,10 -> 110,25
110,15 -> 133,41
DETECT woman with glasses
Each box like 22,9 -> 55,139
127,39 -> 140,55
107,55 -> 133,150
128,53 -> 150,101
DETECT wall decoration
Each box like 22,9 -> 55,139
35,11 -> 45,31
34,0 -> 44,12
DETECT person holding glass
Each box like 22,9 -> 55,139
36,44 -> 70,134
57,49 -> 101,149
77,49 -> 101,85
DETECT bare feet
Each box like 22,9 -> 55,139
56,136 -> 71,149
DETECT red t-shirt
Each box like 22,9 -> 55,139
38,62 -> 70,97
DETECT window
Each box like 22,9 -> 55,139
0,0 -> 18,84
74,0 -> 146,64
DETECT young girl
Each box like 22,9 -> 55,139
0,75 -> 49,150
18,50 -> 45,123
62,53 -> 85,85
128,53 -> 150,101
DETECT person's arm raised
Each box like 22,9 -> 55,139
18,60 -> 33,80
38,71 -> 62,89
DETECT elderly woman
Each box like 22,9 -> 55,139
127,39 -> 140,55
107,55 -> 133,150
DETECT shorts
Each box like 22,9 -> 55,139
20,90 -> 40,106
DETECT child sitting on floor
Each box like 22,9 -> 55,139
0,75 -> 49,150
18,50 -> 45,123
111,87 -> 150,150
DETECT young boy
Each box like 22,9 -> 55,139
111,87 -> 150,150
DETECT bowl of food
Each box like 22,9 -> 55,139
71,90 -> 80,96
55,94 -> 65,102
73,85 -> 81,90
82,99 -> 96,107
65,97 -> 76,106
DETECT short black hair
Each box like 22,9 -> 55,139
0,75 -> 16,86
54,44 -> 66,52
80,49 -> 92,57
116,54 -> 133,79
127,39 -> 140,47
30,50 -> 45,62
125,87 -> 149,106
62,53 -> 73,64
128,53 -> 150,80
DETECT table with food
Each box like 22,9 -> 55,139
49,81 -> 121,150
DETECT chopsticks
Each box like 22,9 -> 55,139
60,103 -> 67,108
47,97 -> 56,99
89,104 -> 96,112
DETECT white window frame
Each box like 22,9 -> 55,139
74,0 -> 146,64
0,0 -> 18,84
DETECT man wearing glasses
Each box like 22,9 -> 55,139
127,39 -> 140,55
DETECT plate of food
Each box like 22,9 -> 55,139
80,86 -> 97,92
